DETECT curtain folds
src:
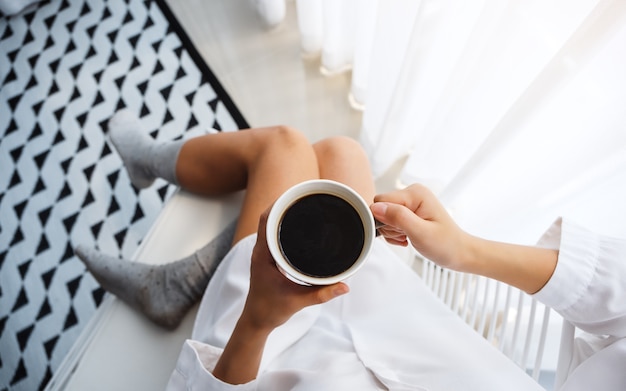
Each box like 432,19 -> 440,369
293,0 -> 626,241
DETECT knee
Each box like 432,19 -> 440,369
255,125 -> 313,157
270,125 -> 310,148
314,136 -> 367,162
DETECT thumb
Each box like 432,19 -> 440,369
315,283 -> 349,304
371,202 -> 421,233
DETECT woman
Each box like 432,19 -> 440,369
77,110 -> 626,390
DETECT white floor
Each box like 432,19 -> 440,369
166,0 -> 362,141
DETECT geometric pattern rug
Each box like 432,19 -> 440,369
0,0 -> 247,389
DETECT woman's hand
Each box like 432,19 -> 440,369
371,184 -> 471,272
213,206 -> 349,384
241,206 -> 349,332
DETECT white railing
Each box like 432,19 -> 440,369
418,256 -> 575,390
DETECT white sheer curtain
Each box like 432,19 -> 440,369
295,0 -> 626,241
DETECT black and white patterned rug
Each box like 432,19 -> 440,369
0,0 -> 248,389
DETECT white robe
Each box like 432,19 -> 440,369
167,218 -> 626,390
533,218 -> 626,391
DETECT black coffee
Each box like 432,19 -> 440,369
278,193 -> 365,278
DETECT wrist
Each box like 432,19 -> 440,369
456,232 -> 483,274
236,311 -> 275,338
212,312 -> 273,384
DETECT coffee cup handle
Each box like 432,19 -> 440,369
374,219 -> 385,237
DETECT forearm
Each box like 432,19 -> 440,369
463,233 -> 558,294
212,316 -> 272,384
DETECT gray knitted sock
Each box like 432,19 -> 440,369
75,219 -> 238,330
108,109 -> 184,189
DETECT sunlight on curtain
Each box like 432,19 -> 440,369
294,0 -> 626,242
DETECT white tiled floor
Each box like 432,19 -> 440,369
165,0 -> 363,143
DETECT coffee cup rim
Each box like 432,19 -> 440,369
266,179 -> 375,286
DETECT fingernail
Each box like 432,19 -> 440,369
333,285 -> 349,297
370,202 -> 388,216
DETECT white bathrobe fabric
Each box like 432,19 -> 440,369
167,218 -> 626,390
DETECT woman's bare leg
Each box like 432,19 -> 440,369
313,136 -> 375,204
175,126 -> 320,243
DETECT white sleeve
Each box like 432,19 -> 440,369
533,217 -> 626,337
166,340 -> 257,391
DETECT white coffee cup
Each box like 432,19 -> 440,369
266,179 -> 376,285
